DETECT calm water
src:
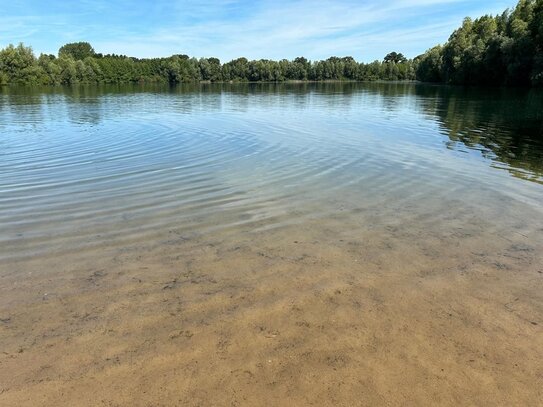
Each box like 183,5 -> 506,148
1,83 -> 542,263
1,83 -> 543,405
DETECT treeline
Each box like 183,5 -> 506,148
0,42 -> 416,85
416,0 -> 543,86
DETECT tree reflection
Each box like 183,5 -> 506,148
416,85 -> 543,183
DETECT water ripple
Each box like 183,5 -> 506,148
1,83 -> 542,263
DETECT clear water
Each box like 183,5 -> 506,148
1,83 -> 542,263
1,82 -> 542,405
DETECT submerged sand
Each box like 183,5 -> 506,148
1,198 -> 542,406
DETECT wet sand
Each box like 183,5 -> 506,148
1,198 -> 542,406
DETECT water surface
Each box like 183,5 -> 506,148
1,83 -> 542,406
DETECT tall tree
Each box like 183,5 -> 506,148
58,42 -> 96,61
384,52 -> 407,64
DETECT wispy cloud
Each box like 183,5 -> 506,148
1,0 -> 513,61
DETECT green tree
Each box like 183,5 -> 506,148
199,57 -> 222,81
222,57 -> 249,81
57,55 -> 77,84
58,42 -> 96,61
0,43 -> 42,84
38,53 -> 61,84
384,52 -> 407,64
415,0 -> 542,86
529,0 -> 543,84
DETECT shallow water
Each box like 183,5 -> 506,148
1,83 -> 542,406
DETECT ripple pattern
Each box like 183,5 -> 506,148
1,84 -> 542,263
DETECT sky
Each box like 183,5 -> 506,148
1,0 -> 514,62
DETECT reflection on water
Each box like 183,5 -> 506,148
415,85 -> 543,184
2,83 -> 542,181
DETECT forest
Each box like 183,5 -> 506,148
416,0 -> 543,86
0,43 -> 416,86
0,0 -> 541,86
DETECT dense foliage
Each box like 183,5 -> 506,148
0,43 -> 416,85
416,0 -> 543,86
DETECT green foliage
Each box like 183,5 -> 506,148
0,40 -> 405,86
0,40 -> 419,86
0,43 -> 43,84
58,42 -> 95,60
199,57 -> 221,81
384,52 -> 407,64
38,53 -> 61,85
416,0 -> 542,86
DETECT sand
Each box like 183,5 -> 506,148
1,201 -> 542,406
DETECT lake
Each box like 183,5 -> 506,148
1,82 -> 542,405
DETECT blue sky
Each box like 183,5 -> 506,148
1,0 -> 513,62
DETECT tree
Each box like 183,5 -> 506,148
414,0 -> 543,86
222,57 -> 249,81
57,55 -> 77,84
199,57 -> 222,81
38,53 -> 61,84
0,43 -> 42,84
529,0 -> 543,84
58,42 -> 95,61
384,52 -> 407,64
